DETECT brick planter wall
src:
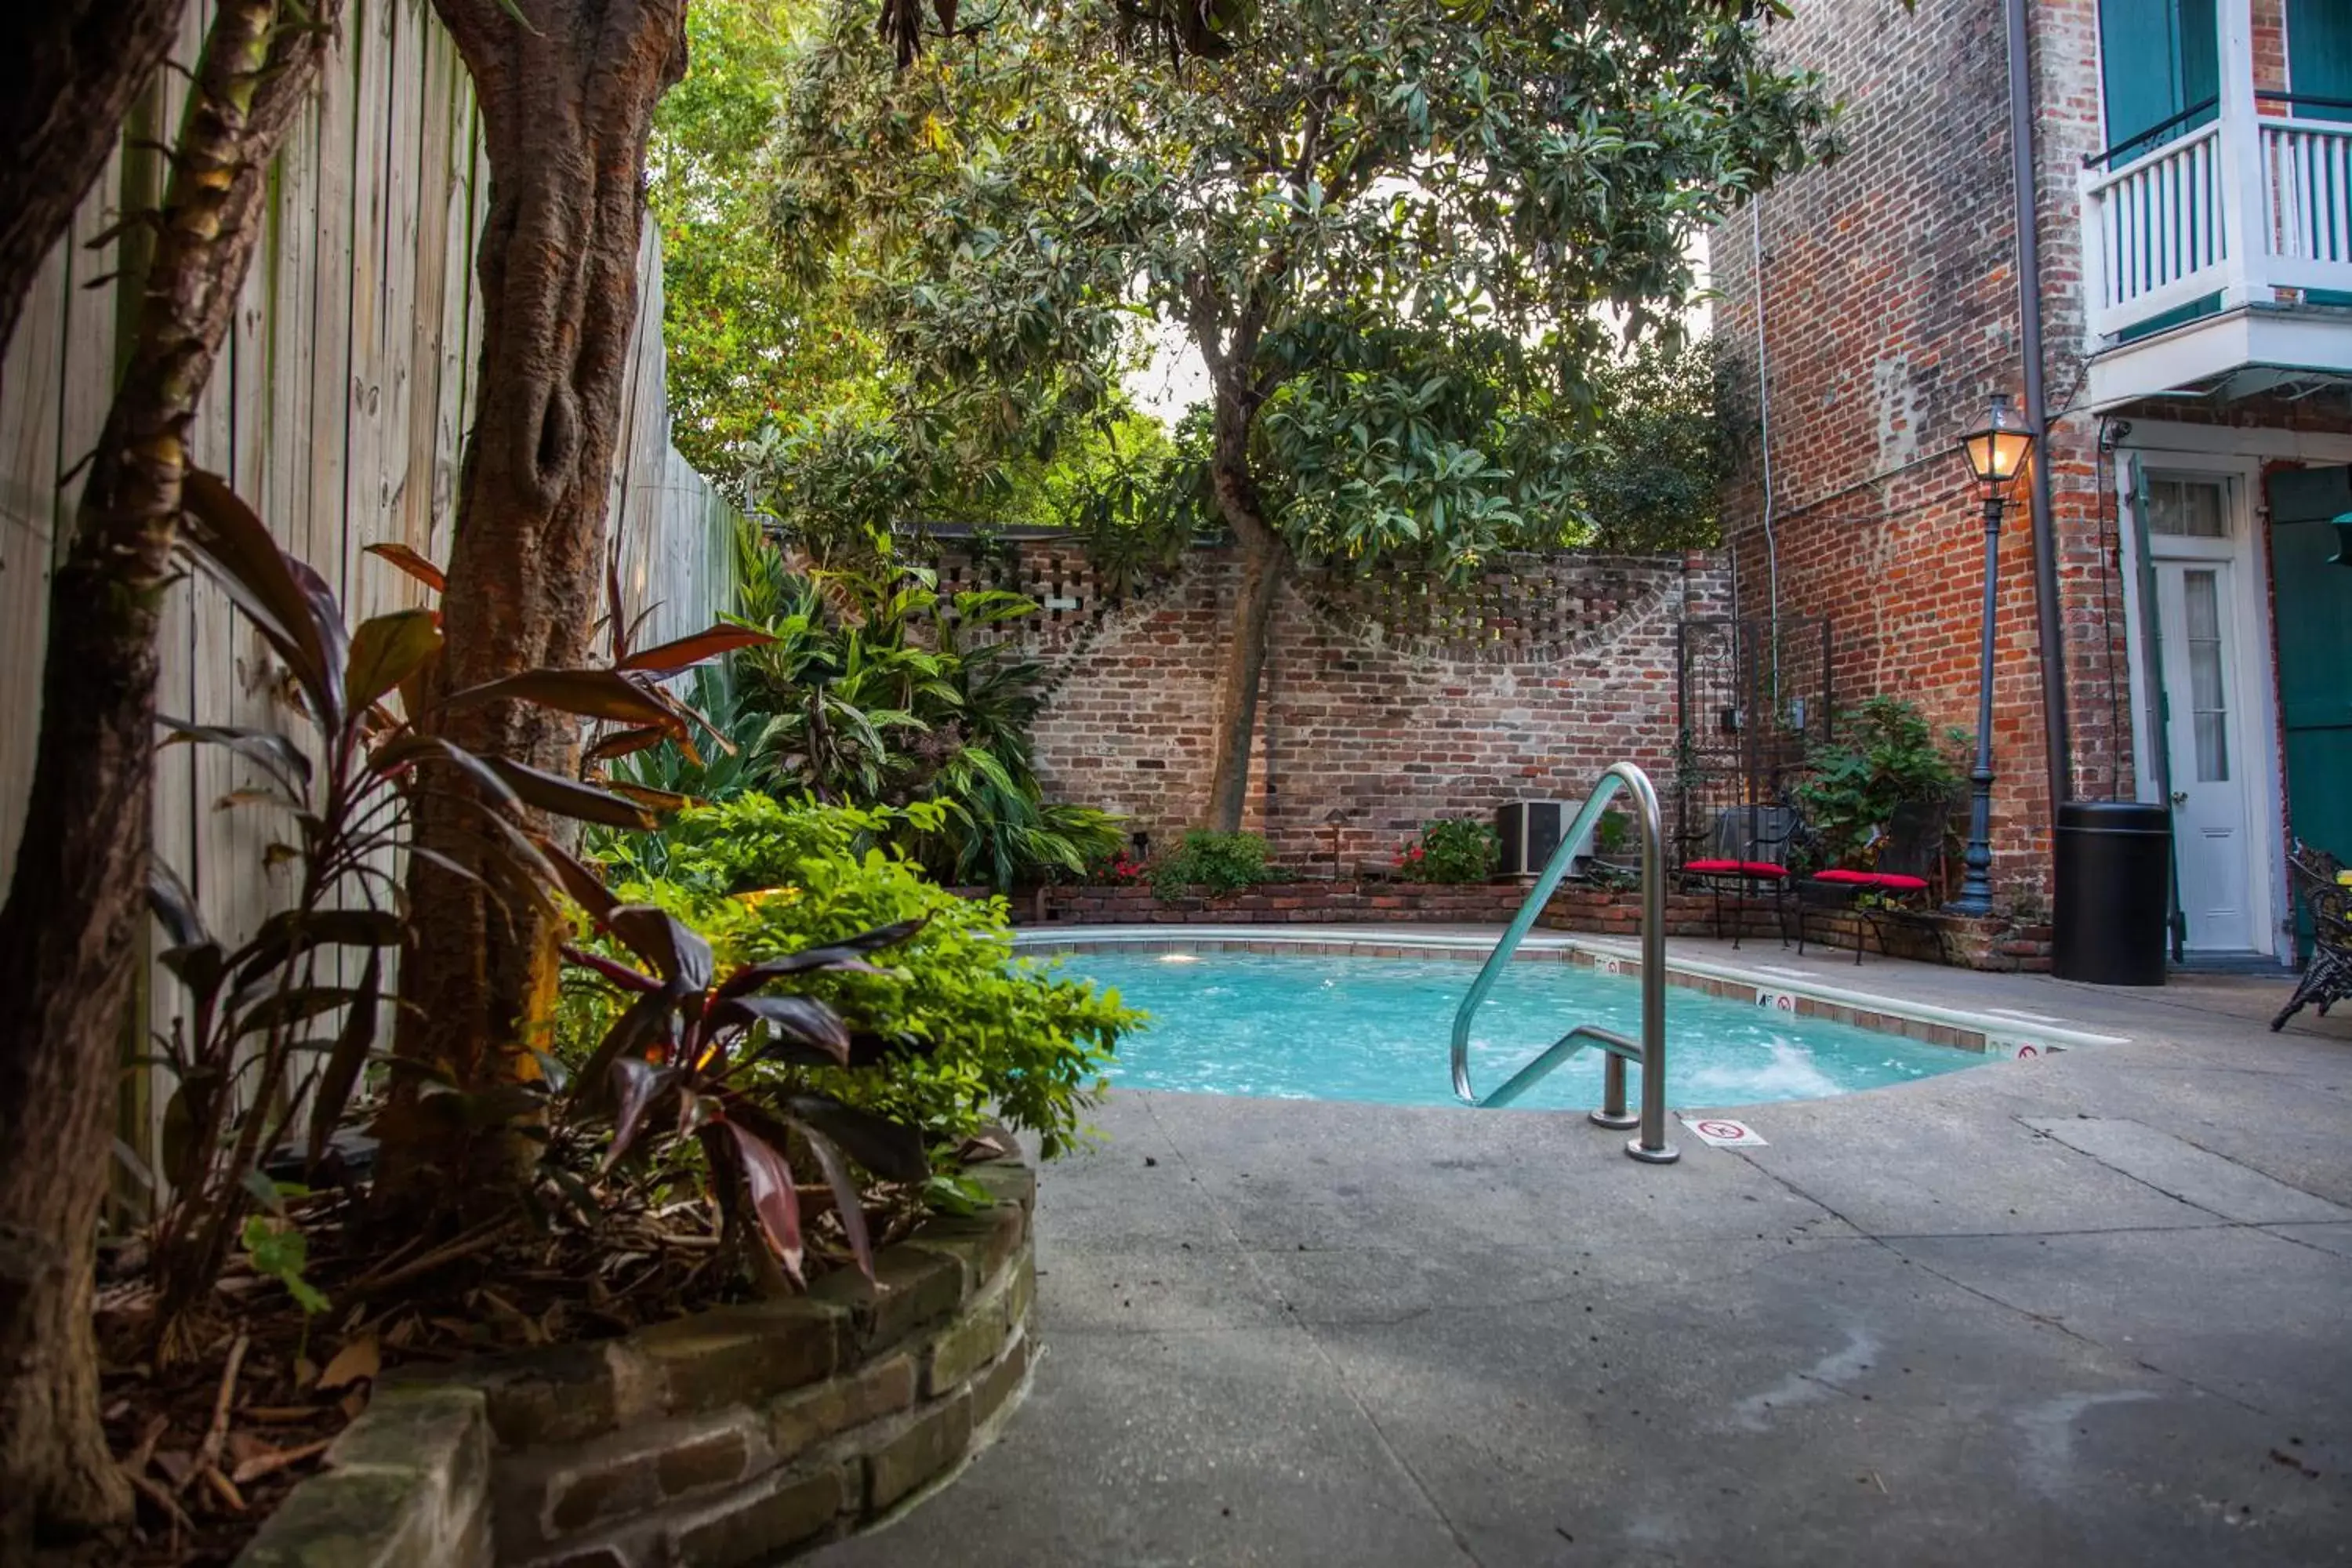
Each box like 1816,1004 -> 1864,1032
1022,877 -> 2053,972
238,1157 -> 1037,1568
1030,879 -> 1534,924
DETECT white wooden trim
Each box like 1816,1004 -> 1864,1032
2218,0 -> 2264,311
2114,445 -> 2292,960
2113,419 -> 2352,462
2084,309 -> 2352,409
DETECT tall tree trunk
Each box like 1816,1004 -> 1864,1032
0,1 -> 339,1544
383,0 -> 685,1203
1201,383 -> 1287,833
0,0 -> 181,358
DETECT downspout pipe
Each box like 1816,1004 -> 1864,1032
2005,0 -> 2075,806
1752,199 -> 1781,706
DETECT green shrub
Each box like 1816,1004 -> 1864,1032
1794,696 -> 1966,869
712,528 -> 1127,891
1396,817 -> 1499,883
572,794 -> 1139,1159
1150,829 -> 1274,898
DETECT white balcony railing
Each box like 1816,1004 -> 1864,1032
2083,114 -> 2352,342
2263,117 -> 2352,282
2080,0 -> 2352,347
2082,122 -> 2230,336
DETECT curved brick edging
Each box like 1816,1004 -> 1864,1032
238,1153 -> 1037,1568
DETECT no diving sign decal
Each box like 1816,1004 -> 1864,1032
1987,1033 -> 2060,1062
1682,1117 -> 1767,1149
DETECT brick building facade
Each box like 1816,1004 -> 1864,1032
942,544 -> 1730,869
1712,0 -> 2352,960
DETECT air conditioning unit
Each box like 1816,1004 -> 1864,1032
1497,800 -> 1592,877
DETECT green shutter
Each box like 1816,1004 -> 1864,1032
2267,465 -> 2352,959
2288,0 -> 2352,122
2100,0 -> 2220,165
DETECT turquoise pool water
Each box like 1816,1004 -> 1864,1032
1062,949 -> 1982,1112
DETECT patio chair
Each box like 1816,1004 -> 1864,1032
1796,796 -> 1946,965
1681,803 -> 1799,949
2272,840 -> 2352,1032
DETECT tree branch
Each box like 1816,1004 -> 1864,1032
0,0 -> 183,358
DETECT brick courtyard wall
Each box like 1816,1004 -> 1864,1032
1705,0 -> 2348,904
941,544 -> 1730,867
1711,0 -> 2088,903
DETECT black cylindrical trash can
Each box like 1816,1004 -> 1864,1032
2052,800 -> 2172,985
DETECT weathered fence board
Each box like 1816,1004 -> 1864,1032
0,0 -> 735,1171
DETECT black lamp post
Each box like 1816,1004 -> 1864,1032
1947,393 -> 2036,916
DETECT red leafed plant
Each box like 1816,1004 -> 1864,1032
561,904 -> 933,1284
138,472 -> 773,1359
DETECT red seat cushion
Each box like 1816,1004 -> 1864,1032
1685,858 -> 1790,879
1813,869 -> 1930,894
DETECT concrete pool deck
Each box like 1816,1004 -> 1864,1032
807,935 -> 2352,1566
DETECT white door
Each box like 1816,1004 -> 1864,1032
2152,556 -> 2255,950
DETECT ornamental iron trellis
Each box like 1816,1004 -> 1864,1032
1673,615 -> 1833,869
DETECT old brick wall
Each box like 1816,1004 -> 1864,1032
1708,0 -> 2122,900
1708,0 -> 2350,908
940,545 -> 1729,867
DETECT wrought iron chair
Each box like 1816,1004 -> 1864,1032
2273,840 -> 2352,1032
1795,796 -> 1948,966
1679,803 -> 1800,948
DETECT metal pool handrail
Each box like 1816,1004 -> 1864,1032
1450,761 -> 1678,1164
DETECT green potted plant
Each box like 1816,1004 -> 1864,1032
1793,696 -> 1965,872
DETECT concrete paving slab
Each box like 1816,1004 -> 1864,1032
1035,1237 -> 1290,1333
2266,1221 -> 2352,1259
1888,1226 -> 2352,1431
1301,1253 -> 2340,1567
2020,1116 -> 2352,1223
800,934 -> 2352,1567
1131,1092 -> 1844,1252
811,1323 -> 1475,1568
1730,1080 -> 2223,1237
2002,1046 -> 2352,1211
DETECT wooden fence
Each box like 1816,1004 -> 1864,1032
0,0 -> 733,1151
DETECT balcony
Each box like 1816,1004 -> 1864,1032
2078,7 -> 2352,408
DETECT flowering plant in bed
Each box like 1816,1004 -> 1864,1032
1396,817 -> 1500,883
1075,847 -> 1148,886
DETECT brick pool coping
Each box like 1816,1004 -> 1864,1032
1017,927 -> 2128,1059
237,1152 -> 1037,1568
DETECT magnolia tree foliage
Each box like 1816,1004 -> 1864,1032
772,0 -> 1835,826
652,0 -> 1174,517
651,0 -> 888,480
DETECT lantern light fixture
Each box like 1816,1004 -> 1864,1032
1958,392 -> 2035,488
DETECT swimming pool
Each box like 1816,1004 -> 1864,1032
1062,949 -> 1984,1112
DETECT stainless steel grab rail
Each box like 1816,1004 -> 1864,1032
1450,761 -> 1678,1163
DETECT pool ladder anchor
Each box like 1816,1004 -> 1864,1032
1450,761 -> 1679,1164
